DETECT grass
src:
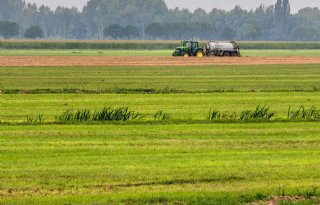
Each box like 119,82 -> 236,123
242,49 -> 320,57
2,49 -> 320,56
1,93 -> 320,122
0,49 -> 172,56
1,122 -> 320,204
1,59 -> 320,203
2,64 -> 320,93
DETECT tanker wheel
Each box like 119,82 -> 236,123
183,53 -> 189,58
223,52 -> 230,57
196,50 -> 204,58
231,52 -> 237,57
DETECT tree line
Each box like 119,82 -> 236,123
0,0 -> 320,41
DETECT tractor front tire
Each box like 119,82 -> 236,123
183,53 -> 189,58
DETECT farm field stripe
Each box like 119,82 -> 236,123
2,92 -> 320,122
1,122 -> 320,204
2,64 -> 320,93
2,56 -> 320,66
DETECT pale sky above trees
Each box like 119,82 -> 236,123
25,0 -> 320,13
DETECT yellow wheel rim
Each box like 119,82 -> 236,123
184,53 -> 189,57
197,51 -> 204,57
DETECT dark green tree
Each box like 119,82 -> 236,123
0,21 -> 19,39
82,0 -> 168,38
24,26 -> 44,39
124,25 -> 139,39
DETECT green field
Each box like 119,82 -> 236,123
1,52 -> 320,204
1,92 -> 320,122
2,65 -> 320,93
1,123 -> 320,204
2,49 -> 320,56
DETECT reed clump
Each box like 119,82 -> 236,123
288,106 -> 320,120
57,107 -> 143,122
240,105 -> 275,121
154,110 -> 171,121
208,105 -> 275,121
26,114 -> 44,124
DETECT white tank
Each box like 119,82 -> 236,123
207,41 -> 235,51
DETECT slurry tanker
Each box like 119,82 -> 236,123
173,40 -> 240,57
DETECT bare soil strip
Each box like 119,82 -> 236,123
1,56 -> 320,66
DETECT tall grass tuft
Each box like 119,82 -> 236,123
26,114 -> 44,124
57,107 -> 143,122
92,106 -> 143,121
154,110 -> 171,121
73,109 -> 91,122
58,109 -> 91,122
208,109 -> 221,120
240,105 -> 275,121
208,105 -> 274,121
207,109 -> 237,121
288,105 -> 320,120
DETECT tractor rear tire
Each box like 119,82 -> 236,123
196,50 -> 204,58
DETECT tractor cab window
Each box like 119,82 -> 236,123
185,41 -> 192,49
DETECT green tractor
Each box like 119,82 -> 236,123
172,40 -> 205,57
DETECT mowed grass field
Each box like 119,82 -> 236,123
1,92 -> 320,122
2,64 -> 320,93
1,123 -> 320,204
2,49 -> 320,56
1,51 -> 320,204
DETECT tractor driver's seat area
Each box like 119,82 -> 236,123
185,41 -> 198,56
185,41 -> 192,54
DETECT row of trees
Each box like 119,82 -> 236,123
0,21 -> 43,39
1,0 -> 320,40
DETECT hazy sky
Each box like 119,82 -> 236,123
25,0 -> 320,13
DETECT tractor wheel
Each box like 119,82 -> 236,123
196,50 -> 204,58
183,53 -> 189,58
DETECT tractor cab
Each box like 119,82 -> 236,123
172,40 -> 205,57
184,41 -> 198,53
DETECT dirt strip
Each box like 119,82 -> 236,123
1,56 -> 320,66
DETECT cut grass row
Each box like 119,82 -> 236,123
1,93 -> 320,122
2,49 -> 320,56
2,64 -> 320,93
1,122 -> 320,204
17,105 -> 320,125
